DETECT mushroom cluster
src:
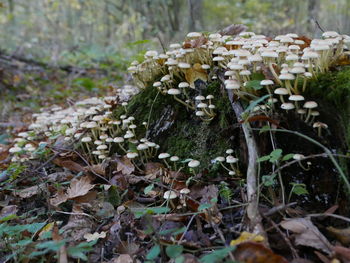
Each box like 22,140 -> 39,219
129,30 -> 349,128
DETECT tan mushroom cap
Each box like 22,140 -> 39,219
163,190 -> 178,199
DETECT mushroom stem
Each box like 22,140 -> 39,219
302,78 -> 308,92
173,96 -> 195,110
268,62 -> 283,86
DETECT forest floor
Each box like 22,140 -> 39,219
1,30 -> 350,263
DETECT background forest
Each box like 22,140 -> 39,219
1,0 -> 350,67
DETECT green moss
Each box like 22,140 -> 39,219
113,80 -> 236,170
307,66 -> 350,147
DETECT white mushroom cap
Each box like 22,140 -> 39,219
178,82 -> 190,88
81,136 -> 92,143
9,146 -> 22,153
178,62 -> 191,69
160,75 -> 171,82
170,156 -> 179,162
180,188 -> 190,195
94,140 -> 103,145
206,95 -> 214,99
126,152 -> 138,159
274,88 -> 289,95
153,82 -> 162,88
195,95 -> 205,101
158,153 -> 170,159
297,109 -> 307,114
289,95 -> 305,101
97,145 -> 108,150
226,155 -> 238,163
293,154 -> 305,160
213,56 -> 225,62
86,122 -> 98,128
260,80 -> 274,86
322,31 -> 339,38
226,149 -> 234,154
281,103 -> 295,110
137,144 -> 149,150
201,64 -> 210,70
313,122 -> 328,128
197,103 -> 208,108
187,32 -> 202,38
215,156 -> 225,162
163,190 -> 178,200
188,160 -> 200,168
195,111 -> 205,116
279,73 -> 295,80
167,89 -> 181,95
303,101 -> 318,109
113,137 -> 124,143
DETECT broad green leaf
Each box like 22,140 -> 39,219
200,247 -> 236,263
166,245 -> 183,258
259,125 -> 271,134
245,80 -> 263,90
282,153 -> 295,161
257,155 -> 270,162
144,184 -> 154,195
262,175 -> 276,187
146,244 -> 161,260
269,149 -> 283,162
242,94 -> 270,115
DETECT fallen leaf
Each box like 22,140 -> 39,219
67,176 -> 95,199
333,245 -> 350,261
116,156 -> 135,175
327,226 -> 350,245
145,162 -> 164,180
230,231 -> 265,246
112,254 -> 133,263
234,242 -> 288,263
16,183 -> 46,198
83,231 -> 106,242
53,224 -> 68,263
184,64 -> 208,89
53,158 -> 85,173
50,189 -> 68,207
0,205 -> 17,220
281,218 -> 332,254
116,241 -> 139,255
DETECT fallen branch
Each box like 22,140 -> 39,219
218,72 -> 267,241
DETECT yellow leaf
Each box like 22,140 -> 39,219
83,231 -> 106,242
230,231 -> 264,246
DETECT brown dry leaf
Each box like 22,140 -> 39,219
219,24 -> 247,36
61,204 -> 95,242
185,64 -> 208,89
0,205 -> 17,220
234,242 -> 288,263
281,218 -> 332,254
52,223 -> 68,263
112,254 -> 133,263
16,183 -> 46,199
116,156 -> 135,175
145,162 -> 164,180
116,241 -> 139,255
83,231 -> 106,242
327,226 -> 350,245
67,176 -> 95,199
73,190 -> 97,204
88,164 -> 105,176
53,158 -> 86,173
0,144 -> 9,162
333,246 -> 350,261
50,189 -> 68,207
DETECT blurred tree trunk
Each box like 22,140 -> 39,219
188,0 -> 203,32
307,0 -> 321,35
